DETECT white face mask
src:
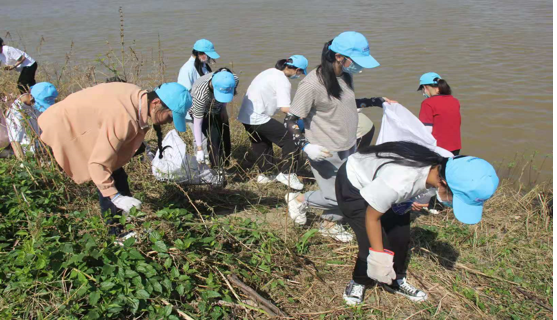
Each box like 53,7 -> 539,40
436,189 -> 453,208
289,74 -> 300,79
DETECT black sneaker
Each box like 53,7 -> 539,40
383,277 -> 428,302
343,280 -> 366,305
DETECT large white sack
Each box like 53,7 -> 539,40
377,102 -> 453,158
151,129 -> 222,185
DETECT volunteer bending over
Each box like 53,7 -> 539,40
6,82 -> 58,157
238,55 -> 309,190
0,37 -> 38,93
336,141 -> 498,304
284,31 -> 394,242
38,82 -> 191,236
190,68 -> 239,168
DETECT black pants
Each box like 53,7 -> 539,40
97,168 -> 131,235
336,163 -> 411,285
243,118 -> 300,173
17,62 -> 37,93
202,112 -> 231,168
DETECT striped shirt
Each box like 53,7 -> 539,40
190,72 -> 239,119
289,69 -> 358,151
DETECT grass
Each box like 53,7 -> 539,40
0,31 -> 553,319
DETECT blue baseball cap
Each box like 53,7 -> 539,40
193,39 -> 220,59
31,82 -> 58,112
445,156 -> 499,224
211,71 -> 236,103
417,72 -> 441,90
286,55 -> 309,75
329,31 -> 380,69
155,82 -> 192,132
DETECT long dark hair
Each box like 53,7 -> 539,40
316,39 -> 353,100
429,77 -> 452,95
359,141 -> 448,178
147,91 -> 171,159
275,58 -> 298,71
192,49 -> 213,76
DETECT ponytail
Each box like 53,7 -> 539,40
147,91 -> 171,159
316,39 -> 353,100
275,58 -> 297,71
435,78 -> 452,95
359,141 -> 447,176
153,124 -> 170,159
275,59 -> 289,70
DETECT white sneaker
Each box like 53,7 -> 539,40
383,277 -> 428,302
343,280 -> 366,305
284,192 -> 307,225
256,174 -> 274,184
319,222 -> 354,242
275,173 -> 304,190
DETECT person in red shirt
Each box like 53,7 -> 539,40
417,72 -> 461,155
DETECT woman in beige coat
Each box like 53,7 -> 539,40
39,82 -> 191,236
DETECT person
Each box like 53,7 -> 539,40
178,39 -> 219,91
190,68 -> 239,168
418,72 -> 461,155
38,82 -> 192,237
237,55 -> 309,190
0,38 -> 38,93
177,39 -> 220,162
283,31 -> 395,242
5,82 -> 58,156
336,141 -> 498,304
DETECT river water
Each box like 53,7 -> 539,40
2,0 -> 553,181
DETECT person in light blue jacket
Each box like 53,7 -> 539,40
177,39 -> 220,159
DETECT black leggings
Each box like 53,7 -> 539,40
336,162 -> 411,285
17,62 -> 37,94
202,112 -> 231,168
97,168 -> 131,235
243,118 -> 300,173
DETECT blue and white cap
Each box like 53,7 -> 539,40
211,71 -> 236,103
193,39 -> 220,59
155,82 -> 192,132
329,31 -> 380,69
31,82 -> 58,112
417,72 -> 442,90
286,55 -> 309,75
445,156 -> 499,224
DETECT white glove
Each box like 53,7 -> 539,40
196,150 -> 205,164
111,194 -> 142,213
366,249 -> 396,284
303,144 -> 332,161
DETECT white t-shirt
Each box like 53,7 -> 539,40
0,46 -> 35,72
346,152 -> 430,213
237,68 -> 291,125
177,56 -> 208,91
6,95 -> 42,153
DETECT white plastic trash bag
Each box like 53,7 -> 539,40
377,102 -> 453,158
152,129 -> 222,185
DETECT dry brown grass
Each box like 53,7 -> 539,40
0,34 -> 552,319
